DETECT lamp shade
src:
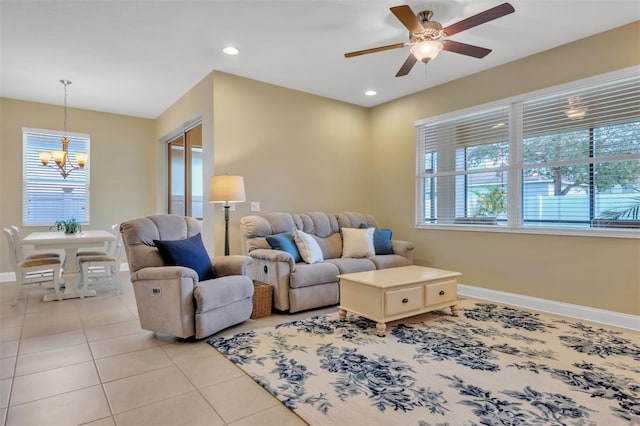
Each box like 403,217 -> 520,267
209,175 -> 246,203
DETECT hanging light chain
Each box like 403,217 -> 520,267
60,79 -> 71,135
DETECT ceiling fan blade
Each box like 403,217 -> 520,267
390,5 -> 424,34
396,54 -> 418,77
443,2 -> 515,36
442,40 -> 492,58
344,42 -> 406,58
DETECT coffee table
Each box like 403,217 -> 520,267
337,265 -> 461,336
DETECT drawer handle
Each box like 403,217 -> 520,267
402,298 -> 409,304
263,265 -> 268,274
439,290 -> 445,296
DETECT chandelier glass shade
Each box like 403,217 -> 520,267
39,80 -> 87,179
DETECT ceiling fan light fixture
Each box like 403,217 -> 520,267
410,40 -> 443,63
565,96 -> 588,120
364,90 -> 377,96
223,46 -> 239,55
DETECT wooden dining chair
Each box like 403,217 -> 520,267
3,228 -> 62,305
77,229 -> 123,295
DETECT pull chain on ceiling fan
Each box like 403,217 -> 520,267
344,2 -> 515,77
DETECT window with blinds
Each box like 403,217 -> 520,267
416,68 -> 640,234
22,128 -> 90,226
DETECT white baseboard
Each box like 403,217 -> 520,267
0,263 -> 130,284
458,283 -> 640,331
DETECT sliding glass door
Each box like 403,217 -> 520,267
167,124 -> 203,218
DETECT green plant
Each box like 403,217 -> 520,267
600,192 -> 640,220
55,218 -> 82,234
472,185 -> 507,217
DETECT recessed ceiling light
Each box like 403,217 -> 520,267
223,46 -> 239,55
365,90 -> 377,96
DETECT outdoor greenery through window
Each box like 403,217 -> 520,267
22,128 -> 90,226
415,68 -> 640,235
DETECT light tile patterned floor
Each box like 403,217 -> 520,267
0,272 -> 324,425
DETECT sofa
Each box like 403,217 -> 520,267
240,211 -> 414,313
120,214 -> 254,339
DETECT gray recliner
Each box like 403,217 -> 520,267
120,214 -> 254,339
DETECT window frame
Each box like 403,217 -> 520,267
414,66 -> 640,239
22,127 -> 91,227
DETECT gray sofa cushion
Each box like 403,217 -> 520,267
120,215 -> 202,273
290,262 -> 339,288
369,254 -> 411,269
325,257 -> 376,274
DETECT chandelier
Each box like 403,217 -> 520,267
38,80 -> 87,178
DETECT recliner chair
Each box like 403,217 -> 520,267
120,214 -> 254,338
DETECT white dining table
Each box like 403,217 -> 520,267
22,230 -> 115,301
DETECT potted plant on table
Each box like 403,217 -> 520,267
54,218 -> 82,234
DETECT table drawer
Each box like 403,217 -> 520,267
385,286 -> 423,316
426,279 -> 457,305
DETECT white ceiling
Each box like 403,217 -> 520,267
1,1 -> 638,119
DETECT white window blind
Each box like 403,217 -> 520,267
522,76 -> 640,228
23,128 -> 90,226
416,69 -> 640,234
418,106 -> 510,225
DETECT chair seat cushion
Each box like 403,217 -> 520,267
194,275 -> 253,313
153,233 -> 216,281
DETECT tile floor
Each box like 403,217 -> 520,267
0,272 -> 330,425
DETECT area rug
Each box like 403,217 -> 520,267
208,299 -> 640,425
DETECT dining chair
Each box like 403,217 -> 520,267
3,228 -> 62,305
77,223 -> 118,257
77,229 -> 123,295
10,226 -> 62,263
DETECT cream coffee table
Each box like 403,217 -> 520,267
338,265 -> 461,336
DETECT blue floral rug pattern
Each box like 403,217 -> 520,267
208,299 -> 640,425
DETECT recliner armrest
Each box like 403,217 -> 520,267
248,248 -> 296,271
131,265 -> 198,282
211,255 -> 252,277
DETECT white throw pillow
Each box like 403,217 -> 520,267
294,230 -> 324,264
342,227 -> 375,258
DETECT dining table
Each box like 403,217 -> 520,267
21,230 -> 116,301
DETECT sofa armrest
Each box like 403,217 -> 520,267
248,248 -> 296,271
131,265 -> 198,282
211,255 -> 252,277
392,240 -> 415,262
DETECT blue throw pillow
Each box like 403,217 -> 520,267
266,232 -> 301,262
153,233 -> 216,281
373,228 -> 394,255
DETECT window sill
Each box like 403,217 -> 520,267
416,223 -> 639,239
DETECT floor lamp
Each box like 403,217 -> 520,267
209,175 -> 246,256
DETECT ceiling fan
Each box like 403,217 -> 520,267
344,3 -> 515,77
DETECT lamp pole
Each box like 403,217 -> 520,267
223,203 -> 231,256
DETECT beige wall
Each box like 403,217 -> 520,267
0,98 -> 156,273
368,22 -> 640,315
210,71 -> 371,256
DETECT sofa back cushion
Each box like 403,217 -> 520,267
337,212 -> 378,229
120,214 -> 202,273
240,213 -> 297,255
296,212 -> 343,259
